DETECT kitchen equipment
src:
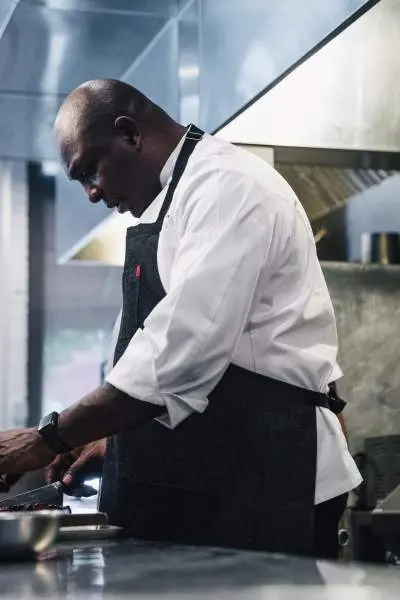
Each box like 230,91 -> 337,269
0,511 -> 61,559
371,484 -> 400,560
361,233 -> 400,264
0,481 -> 97,510
353,435 -> 400,510
338,529 -> 349,548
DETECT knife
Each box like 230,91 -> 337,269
0,481 -> 97,508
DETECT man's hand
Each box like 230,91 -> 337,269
0,428 -> 55,493
0,383 -> 162,494
46,439 -> 107,488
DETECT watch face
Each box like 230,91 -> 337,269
40,412 -> 57,433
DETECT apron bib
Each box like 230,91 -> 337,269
100,125 -> 331,555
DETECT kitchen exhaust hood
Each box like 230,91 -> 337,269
58,212 -> 136,267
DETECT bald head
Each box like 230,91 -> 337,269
55,79 -> 163,139
55,79 -> 185,217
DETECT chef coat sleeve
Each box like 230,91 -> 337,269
106,168 -> 275,428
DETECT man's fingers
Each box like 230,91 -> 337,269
46,454 -> 63,483
5,473 -> 22,487
46,454 -> 72,483
62,452 -> 88,487
0,473 -> 22,493
0,477 -> 10,493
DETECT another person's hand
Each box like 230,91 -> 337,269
46,439 -> 107,488
0,428 -> 55,493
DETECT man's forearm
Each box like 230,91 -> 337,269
57,383 -> 163,449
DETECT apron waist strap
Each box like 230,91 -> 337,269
218,364 -> 333,411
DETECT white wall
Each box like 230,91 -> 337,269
0,160 -> 28,429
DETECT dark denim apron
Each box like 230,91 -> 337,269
100,125 -> 332,555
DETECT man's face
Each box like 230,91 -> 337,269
56,119 -> 160,218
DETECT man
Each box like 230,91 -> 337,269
0,80 -> 361,557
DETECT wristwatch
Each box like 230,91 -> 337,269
38,412 -> 71,455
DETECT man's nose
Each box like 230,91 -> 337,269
87,184 -> 103,204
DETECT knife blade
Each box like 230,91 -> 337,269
0,481 -> 97,508
0,482 -> 64,508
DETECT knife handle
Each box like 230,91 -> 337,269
62,483 -> 97,498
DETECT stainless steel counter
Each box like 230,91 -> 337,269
0,539 -> 399,599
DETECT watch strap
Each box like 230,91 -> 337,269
38,412 -> 71,455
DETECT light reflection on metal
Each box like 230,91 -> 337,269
218,0 -> 400,153
314,228 -> 328,244
0,0 -> 19,41
200,0 -> 376,132
178,65 -> 200,79
41,161 -> 59,177
58,212 -> 135,266
178,0 -> 200,124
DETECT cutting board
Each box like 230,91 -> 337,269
60,512 -> 108,527
57,525 -> 122,542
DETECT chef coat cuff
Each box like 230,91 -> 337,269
155,395 -> 208,429
105,335 -> 208,429
105,382 -> 207,429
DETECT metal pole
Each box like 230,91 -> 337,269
0,160 -> 13,430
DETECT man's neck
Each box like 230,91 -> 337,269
131,122 -> 188,218
158,122 -> 187,167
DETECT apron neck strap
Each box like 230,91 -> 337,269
155,124 -> 204,229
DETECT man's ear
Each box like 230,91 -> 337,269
114,116 -> 141,149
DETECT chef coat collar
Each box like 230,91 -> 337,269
137,127 -> 191,225
159,127 -> 189,189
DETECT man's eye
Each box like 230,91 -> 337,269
80,165 -> 96,181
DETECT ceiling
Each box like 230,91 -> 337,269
0,0 -> 179,160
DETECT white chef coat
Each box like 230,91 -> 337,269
106,132 -> 362,505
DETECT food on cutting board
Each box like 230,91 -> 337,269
0,503 -> 71,513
